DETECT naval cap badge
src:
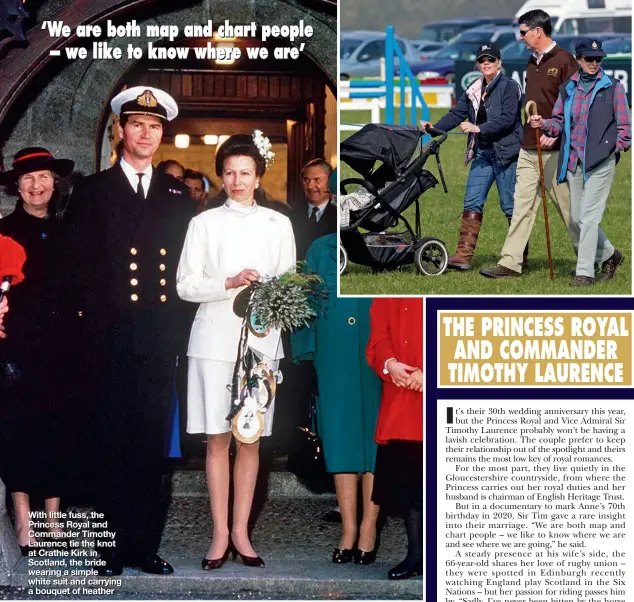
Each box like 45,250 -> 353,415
592,41 -> 598,49
137,89 -> 158,108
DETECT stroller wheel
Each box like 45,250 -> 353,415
340,245 -> 348,275
415,239 -> 448,276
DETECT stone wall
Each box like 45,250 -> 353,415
0,0 -> 336,216
0,478 -> 20,585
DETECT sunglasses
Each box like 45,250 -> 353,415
477,57 -> 496,64
582,56 -> 603,63
518,27 -> 534,36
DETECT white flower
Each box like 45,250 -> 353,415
252,129 -> 275,167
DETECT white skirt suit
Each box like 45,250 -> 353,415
176,199 -> 297,435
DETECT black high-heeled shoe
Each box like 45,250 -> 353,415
387,558 -> 423,580
202,546 -> 230,570
230,542 -> 265,567
19,545 -> 36,557
332,547 -> 355,564
355,531 -> 380,565
354,547 -> 377,565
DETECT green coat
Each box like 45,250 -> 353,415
291,234 -> 381,473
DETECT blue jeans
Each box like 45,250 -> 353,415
463,148 -> 517,218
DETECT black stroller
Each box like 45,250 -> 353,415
339,123 -> 449,276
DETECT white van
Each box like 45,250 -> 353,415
514,0 -> 631,35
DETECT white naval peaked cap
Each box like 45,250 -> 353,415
111,86 -> 179,121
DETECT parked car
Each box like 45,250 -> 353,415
410,27 -> 519,84
340,31 -> 420,79
410,40 -> 444,59
417,18 -> 513,43
500,32 -> 626,60
451,25 -> 519,49
515,0 -> 631,35
499,39 -> 533,61
407,39 -> 490,84
602,36 -> 632,55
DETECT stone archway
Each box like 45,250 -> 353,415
0,0 -> 336,215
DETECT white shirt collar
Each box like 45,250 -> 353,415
533,41 -> 557,65
308,199 -> 330,221
120,158 -> 153,197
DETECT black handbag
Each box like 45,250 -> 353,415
287,393 -> 329,490
0,360 -> 21,391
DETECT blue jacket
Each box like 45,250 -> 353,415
433,72 -> 523,166
551,70 -> 631,183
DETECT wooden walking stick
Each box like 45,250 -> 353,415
525,100 -> 554,280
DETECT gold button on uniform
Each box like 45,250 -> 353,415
159,263 -> 166,271
131,278 -> 139,286
131,294 -> 139,302
160,294 -> 167,302
160,248 -> 167,256
130,248 -> 138,255
347,317 -> 356,325
130,263 -> 138,271
160,279 -> 166,286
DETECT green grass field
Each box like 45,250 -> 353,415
340,109 -> 632,296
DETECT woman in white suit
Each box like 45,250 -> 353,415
177,133 -> 296,569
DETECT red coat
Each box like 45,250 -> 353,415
366,298 -> 423,444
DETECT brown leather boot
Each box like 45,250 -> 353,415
507,216 -> 529,269
447,210 -> 482,270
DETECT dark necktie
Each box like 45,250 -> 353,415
309,206 -> 318,223
136,173 -> 145,200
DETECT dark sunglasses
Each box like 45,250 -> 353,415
518,27 -> 533,36
582,56 -> 603,63
477,56 -> 496,64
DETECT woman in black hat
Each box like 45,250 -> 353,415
0,147 -> 83,555
177,132 -> 296,570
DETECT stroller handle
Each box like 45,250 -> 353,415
340,178 -> 378,197
424,127 -> 448,144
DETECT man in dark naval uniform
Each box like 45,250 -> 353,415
64,86 -> 194,576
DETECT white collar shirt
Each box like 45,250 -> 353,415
120,158 -> 153,198
308,199 -> 330,222
533,41 -> 557,65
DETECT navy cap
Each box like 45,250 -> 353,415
575,38 -> 606,58
476,43 -> 501,61
111,86 -> 178,121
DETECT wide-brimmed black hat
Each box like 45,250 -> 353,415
576,38 -> 606,58
0,147 -> 74,185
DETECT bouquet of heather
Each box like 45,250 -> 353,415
237,264 -> 329,333
228,265 -> 327,443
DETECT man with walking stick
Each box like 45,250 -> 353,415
480,9 -> 578,279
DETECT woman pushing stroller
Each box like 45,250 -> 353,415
422,43 -> 523,271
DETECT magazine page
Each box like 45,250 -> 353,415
428,301 -> 633,602
0,1 -> 351,600
338,1 -> 632,601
